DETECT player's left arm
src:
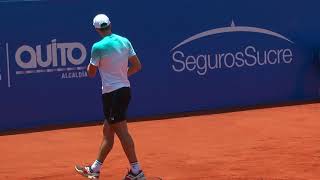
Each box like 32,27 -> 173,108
87,44 -> 100,78
87,63 -> 98,78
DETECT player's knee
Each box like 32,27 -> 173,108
104,132 -> 114,140
117,131 -> 133,143
114,127 -> 129,137
106,138 -> 115,148
103,134 -> 115,147
103,126 -> 114,142
103,130 -> 114,139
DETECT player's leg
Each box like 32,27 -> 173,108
91,92 -> 116,170
111,121 -> 145,180
111,121 -> 138,163
109,87 -> 145,180
75,92 -> 115,179
75,123 -> 115,178
96,121 -> 115,162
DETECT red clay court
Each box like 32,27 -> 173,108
0,103 -> 320,180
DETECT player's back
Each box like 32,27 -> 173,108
93,34 -> 135,93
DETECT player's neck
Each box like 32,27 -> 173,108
102,31 -> 112,38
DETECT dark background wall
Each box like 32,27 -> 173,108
0,0 -> 319,131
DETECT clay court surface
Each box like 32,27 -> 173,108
0,103 -> 320,180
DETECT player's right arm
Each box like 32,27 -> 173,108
126,39 -> 141,77
128,55 -> 142,77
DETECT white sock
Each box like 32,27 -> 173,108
130,162 -> 141,175
91,160 -> 103,173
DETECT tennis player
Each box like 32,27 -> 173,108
75,14 -> 145,180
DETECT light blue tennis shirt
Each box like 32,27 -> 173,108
90,34 -> 136,94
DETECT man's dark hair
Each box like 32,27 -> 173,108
99,23 -> 111,31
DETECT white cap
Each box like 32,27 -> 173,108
93,14 -> 111,29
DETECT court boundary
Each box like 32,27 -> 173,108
1,99 -> 319,136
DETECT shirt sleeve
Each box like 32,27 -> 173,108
90,44 -> 100,66
127,40 -> 136,57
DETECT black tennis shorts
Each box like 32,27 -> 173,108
102,87 -> 131,124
